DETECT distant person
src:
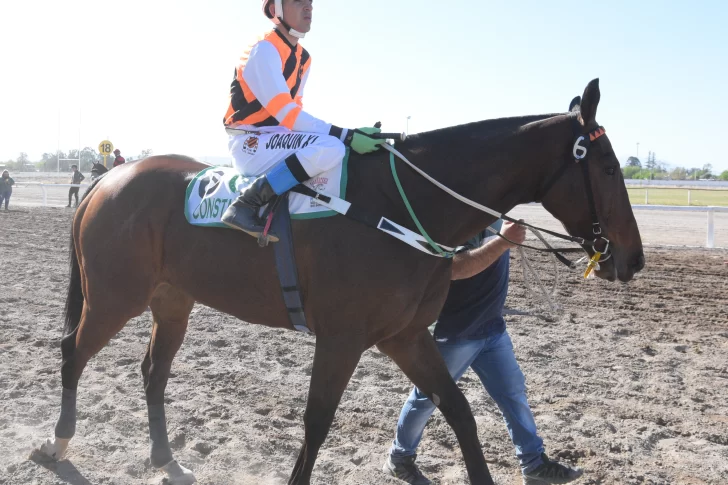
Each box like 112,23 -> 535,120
0,170 -> 14,211
67,165 -> 85,208
112,149 -> 126,168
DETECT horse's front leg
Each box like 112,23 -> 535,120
288,335 -> 363,485
378,328 -> 495,485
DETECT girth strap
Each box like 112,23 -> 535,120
270,193 -> 311,334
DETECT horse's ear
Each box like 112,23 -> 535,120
580,78 -> 600,123
568,96 -> 581,113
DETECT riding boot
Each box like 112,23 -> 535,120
222,155 -> 309,242
221,176 -> 279,240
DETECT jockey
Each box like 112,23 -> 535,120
112,149 -> 126,167
222,0 -> 385,240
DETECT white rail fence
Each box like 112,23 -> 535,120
630,205 -> 727,249
15,183 -> 89,206
10,184 -> 728,249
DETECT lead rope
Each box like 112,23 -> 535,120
517,228 -> 561,312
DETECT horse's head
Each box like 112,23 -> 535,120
541,79 -> 644,282
91,162 -> 108,175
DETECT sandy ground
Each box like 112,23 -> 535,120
1,207 -> 727,485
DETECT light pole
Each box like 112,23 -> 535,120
406,116 -> 411,135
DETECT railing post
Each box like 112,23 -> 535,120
41,184 -> 47,206
706,208 -> 715,249
688,189 -> 691,206
645,188 -> 649,205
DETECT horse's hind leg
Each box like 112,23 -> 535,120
377,328 -> 495,485
39,306 -> 131,459
288,337 -> 363,485
141,284 -> 195,485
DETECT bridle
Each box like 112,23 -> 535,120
497,116 -> 612,269
374,114 -> 614,272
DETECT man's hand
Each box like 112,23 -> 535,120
501,221 -> 527,248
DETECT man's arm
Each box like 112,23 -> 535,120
451,221 -> 527,280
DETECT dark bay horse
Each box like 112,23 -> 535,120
38,79 -> 643,485
90,162 -> 108,180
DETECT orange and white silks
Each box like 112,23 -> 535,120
224,29 -> 330,134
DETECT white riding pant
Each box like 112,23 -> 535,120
229,127 -> 345,179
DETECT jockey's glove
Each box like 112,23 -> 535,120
348,127 -> 386,154
329,126 -> 386,155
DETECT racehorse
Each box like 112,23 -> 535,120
90,162 -> 108,180
37,79 -> 643,485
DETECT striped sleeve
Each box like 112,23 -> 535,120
242,41 -> 331,134
294,67 -> 309,108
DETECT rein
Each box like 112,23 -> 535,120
384,115 -> 611,272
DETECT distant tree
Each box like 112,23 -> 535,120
644,151 -> 657,171
140,148 -> 153,159
702,164 -> 713,177
626,156 -> 641,168
670,167 -> 687,180
40,151 -> 82,171
79,147 -> 99,171
622,166 -> 642,179
4,153 -> 31,171
719,170 -> 728,181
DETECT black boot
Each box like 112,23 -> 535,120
221,175 -> 280,242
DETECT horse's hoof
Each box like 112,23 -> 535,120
161,460 -> 197,485
36,437 -> 70,461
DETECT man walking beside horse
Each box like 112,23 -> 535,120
383,221 -> 584,485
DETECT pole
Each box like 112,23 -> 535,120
78,109 -> 82,170
57,110 -> 61,173
406,116 -> 411,135
636,142 -> 639,160
707,209 -> 715,248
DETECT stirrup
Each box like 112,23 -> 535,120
258,233 -> 271,247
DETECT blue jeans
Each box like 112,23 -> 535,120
0,190 -> 10,209
389,330 -> 545,474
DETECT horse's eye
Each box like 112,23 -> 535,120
605,167 -> 616,176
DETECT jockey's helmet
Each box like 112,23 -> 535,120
262,0 -> 306,39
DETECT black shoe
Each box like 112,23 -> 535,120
523,453 -> 584,484
382,454 -> 432,485
221,175 -> 279,242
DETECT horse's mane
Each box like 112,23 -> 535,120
398,113 -> 565,149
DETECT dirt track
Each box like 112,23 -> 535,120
1,207 -> 727,485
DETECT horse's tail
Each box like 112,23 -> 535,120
64,232 -> 84,336
63,175 -> 105,335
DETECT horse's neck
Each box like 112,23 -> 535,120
393,114 -> 573,247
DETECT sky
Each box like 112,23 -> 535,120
1,0 -> 727,172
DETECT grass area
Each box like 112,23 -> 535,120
626,188 -> 728,206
